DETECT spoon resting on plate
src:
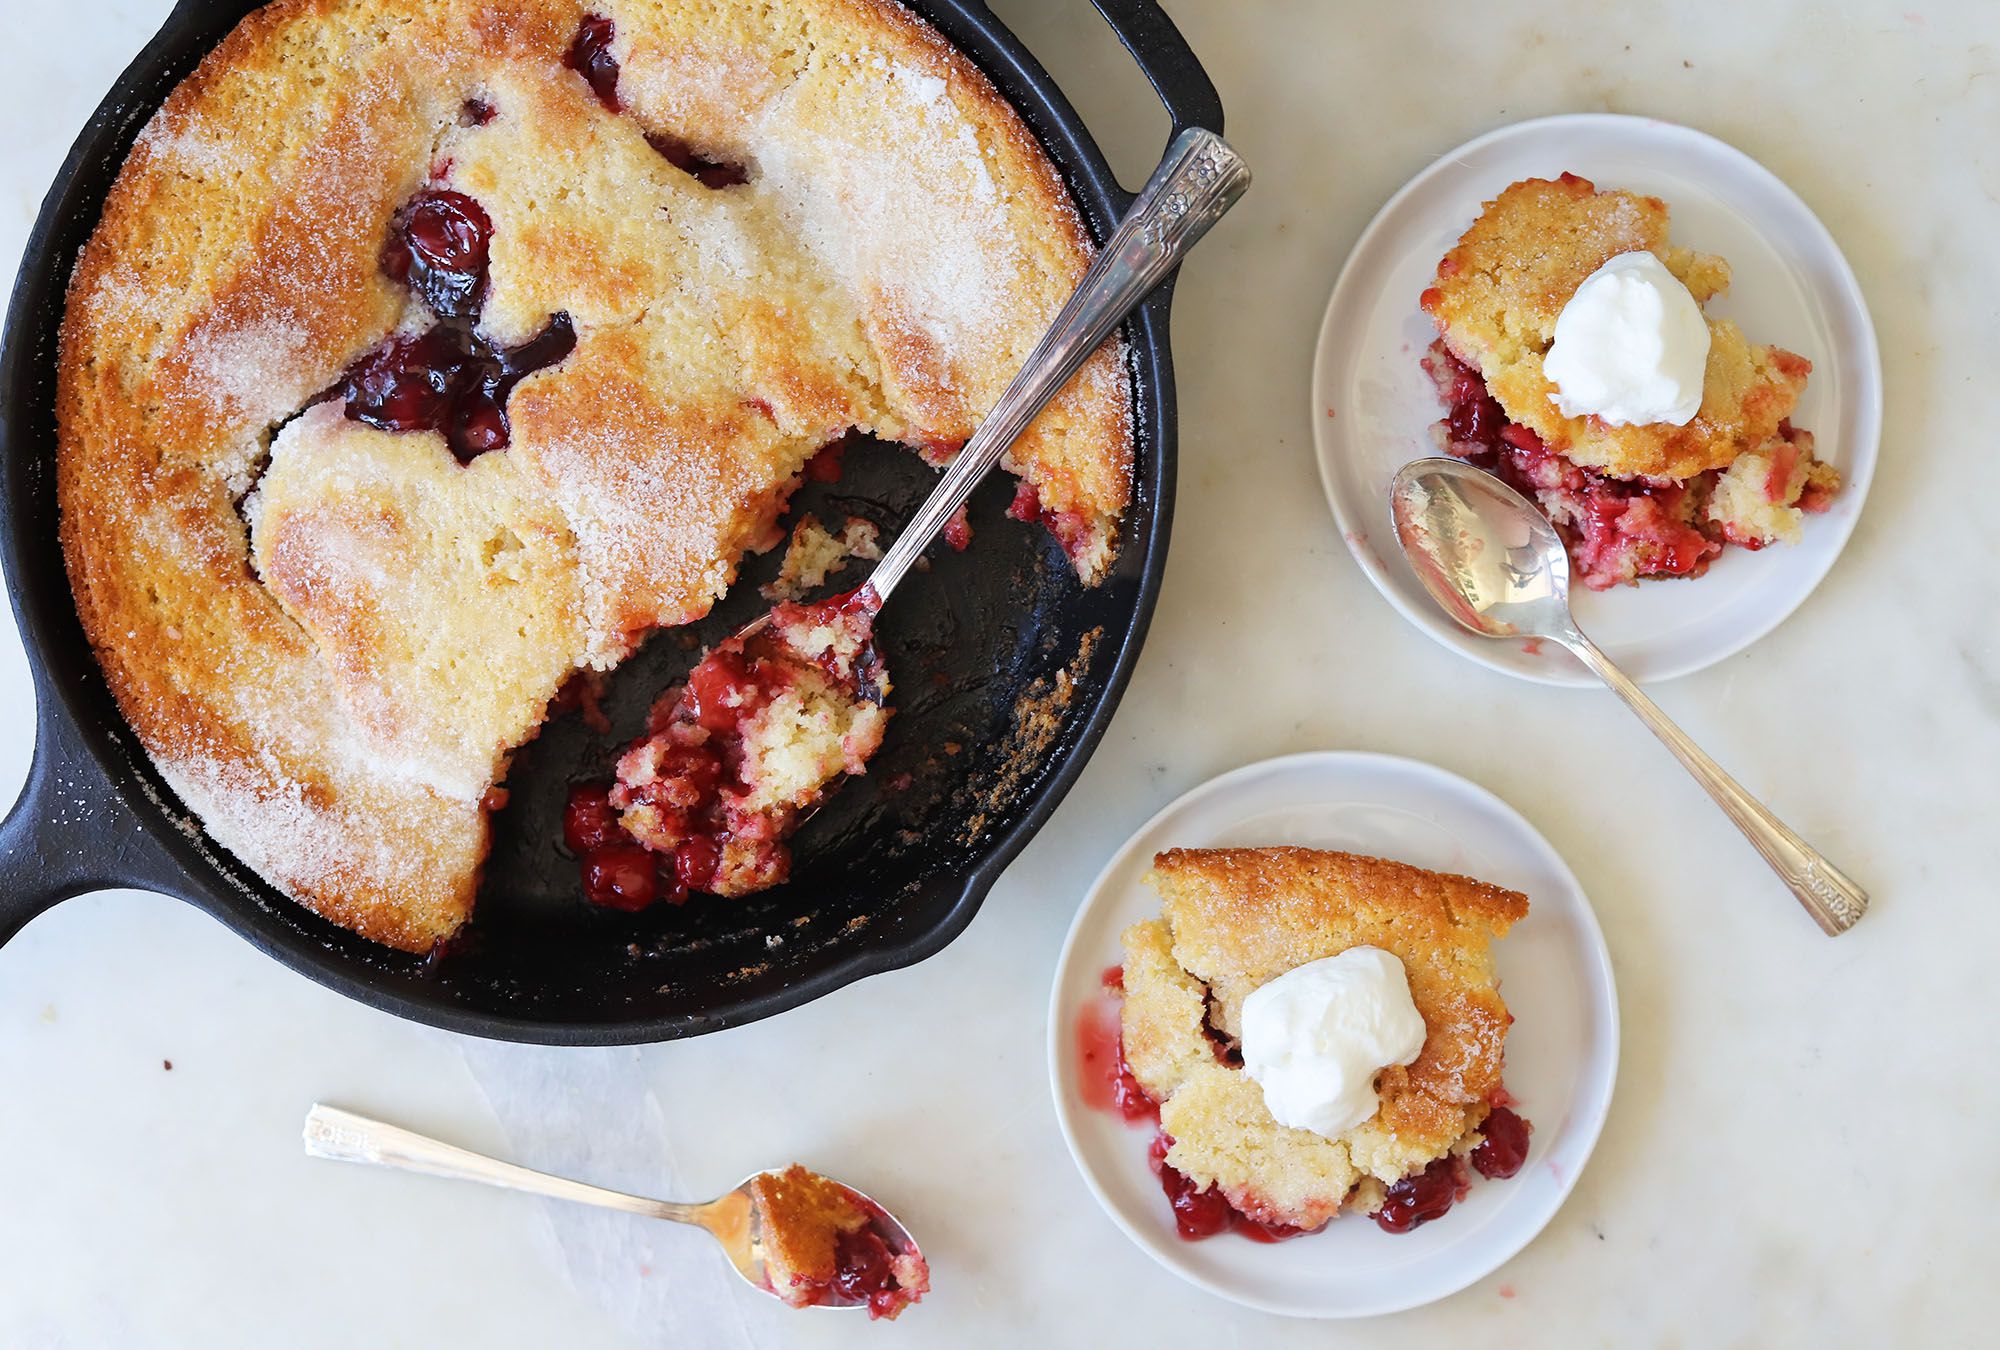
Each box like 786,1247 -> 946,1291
1389,457 -> 1868,935
303,1105 -> 927,1317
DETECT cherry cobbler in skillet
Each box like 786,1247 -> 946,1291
1115,848 -> 1532,1238
56,0 -> 1133,951
1420,174 -> 1838,590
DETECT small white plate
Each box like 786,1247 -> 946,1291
1311,114 -> 1881,684
1047,752 -> 1618,1319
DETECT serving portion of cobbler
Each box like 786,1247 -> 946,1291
1420,174 -> 1838,589
747,1164 -> 929,1319
1112,848 -> 1532,1238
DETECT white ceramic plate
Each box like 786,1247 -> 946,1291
1312,114 -> 1881,684
1047,752 -> 1617,1319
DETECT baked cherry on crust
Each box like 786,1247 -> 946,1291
383,190 -> 493,322
566,14 -> 622,111
338,312 -> 576,464
646,130 -> 750,188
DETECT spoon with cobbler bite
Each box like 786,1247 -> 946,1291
304,1105 -> 928,1318
568,128 -> 1250,911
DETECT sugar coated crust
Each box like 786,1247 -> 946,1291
57,0 -> 1132,950
1121,847 -> 1526,1229
1423,173 -> 1809,482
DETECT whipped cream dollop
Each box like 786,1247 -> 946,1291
1239,946 -> 1427,1140
1543,249 -> 1711,427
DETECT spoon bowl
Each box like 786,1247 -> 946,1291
1387,458 -> 1869,936
1390,458 -> 1578,644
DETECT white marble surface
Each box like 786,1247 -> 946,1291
1,1 -> 1994,1344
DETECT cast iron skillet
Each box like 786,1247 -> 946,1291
0,0 -> 1220,1043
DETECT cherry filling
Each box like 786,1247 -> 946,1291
940,504 -> 972,552
587,589 -> 885,906
830,1228 -> 903,1317
646,130 -> 750,188
564,15 -> 749,187
564,781 -> 692,912
337,311 -> 576,463
1373,1156 -> 1470,1234
1424,340 -> 1721,589
1005,481 -> 1097,570
802,435 -> 850,483
565,14 -> 622,111
1148,1135 -> 1312,1243
1471,1105 -> 1532,1180
383,190 -> 492,321
1075,981 -> 1157,1124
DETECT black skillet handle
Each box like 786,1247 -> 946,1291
1086,0 -> 1224,137
0,691 -> 193,947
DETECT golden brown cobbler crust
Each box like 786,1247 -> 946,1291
1121,848 -> 1526,1228
1424,173 -> 1809,482
747,1164 -> 872,1299
56,0 -> 1132,950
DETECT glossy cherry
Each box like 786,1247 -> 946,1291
645,130 -> 749,187
831,1228 -> 900,1314
563,782 -> 626,855
580,843 -> 658,911
338,312 -> 575,463
1471,1106 -> 1532,1180
566,14 -> 622,111
384,190 -> 493,321
1372,1157 -> 1463,1234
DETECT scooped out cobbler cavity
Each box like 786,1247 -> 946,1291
563,588 -> 888,908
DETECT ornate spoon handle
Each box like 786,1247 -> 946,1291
303,1104 -> 704,1224
866,127 -> 1250,603
1565,634 -> 1869,934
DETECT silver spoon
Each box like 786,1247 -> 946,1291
302,1104 -> 916,1310
734,126 -> 1250,647
1389,457 -> 1868,935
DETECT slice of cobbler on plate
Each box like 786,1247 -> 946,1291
1420,173 -> 1838,589
1117,847 -> 1532,1238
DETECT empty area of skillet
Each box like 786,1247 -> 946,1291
446,433 -> 1128,1026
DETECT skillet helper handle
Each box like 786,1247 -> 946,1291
865,128 -> 1248,603
1087,0 -> 1224,135
0,685 -> 193,947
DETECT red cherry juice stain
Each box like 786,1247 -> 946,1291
1076,966 -> 1154,1123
